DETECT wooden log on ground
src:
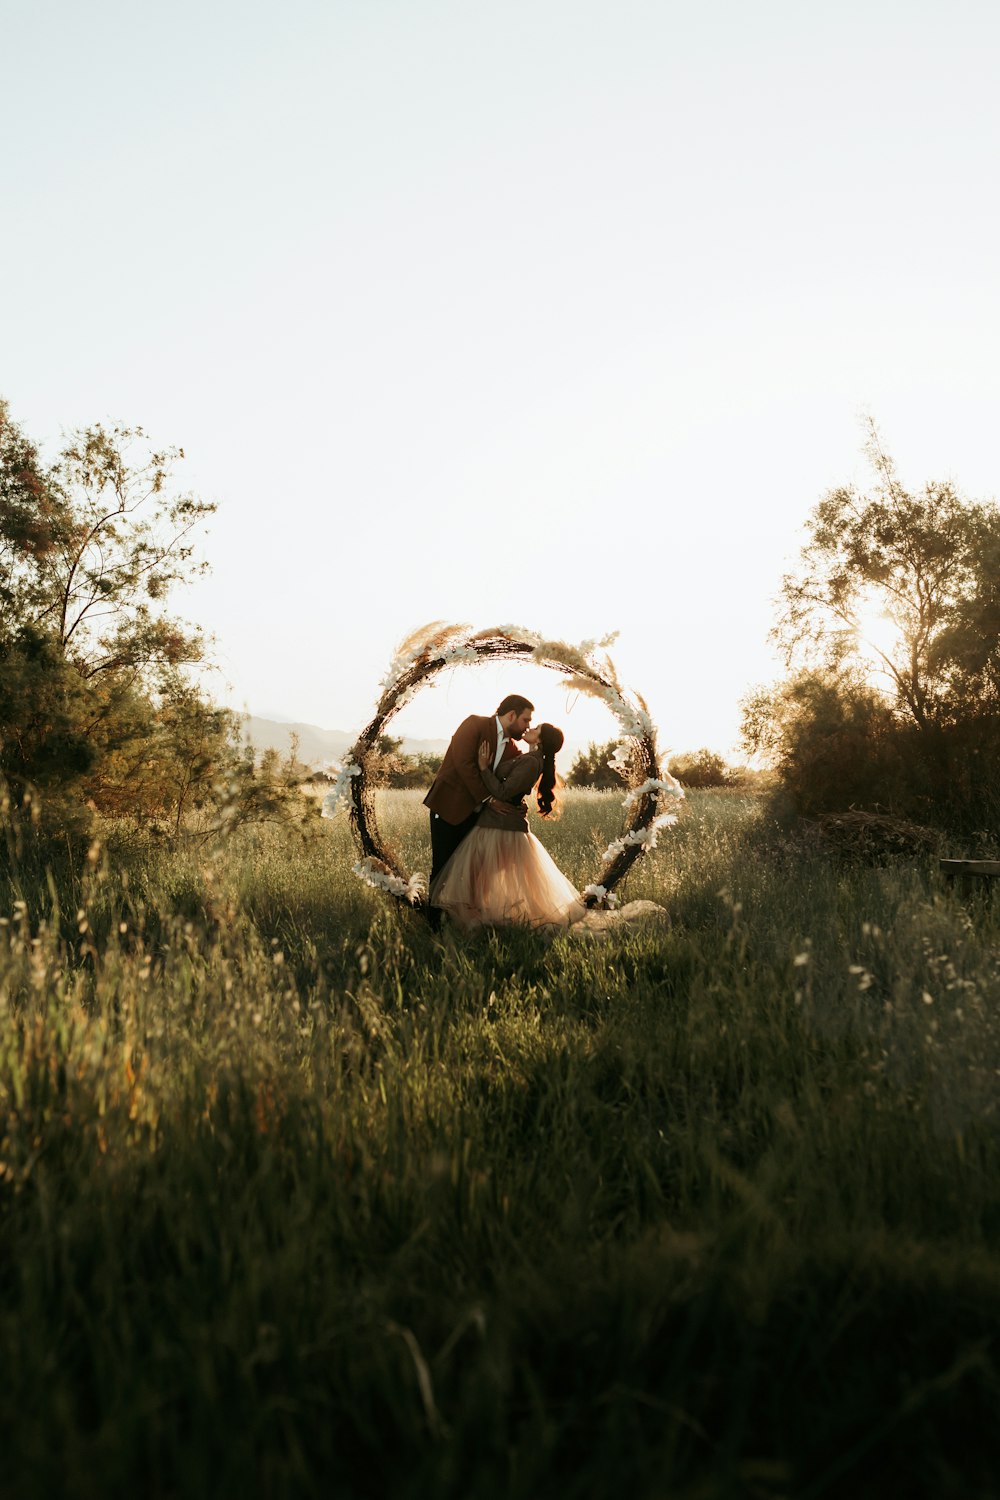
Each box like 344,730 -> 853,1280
939,859 -> 1000,878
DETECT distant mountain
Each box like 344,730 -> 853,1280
240,716 -> 447,767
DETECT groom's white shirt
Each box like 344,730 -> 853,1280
493,716 -> 506,770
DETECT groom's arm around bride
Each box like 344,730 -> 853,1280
424,696 -> 534,897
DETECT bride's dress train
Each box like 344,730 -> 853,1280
430,823 -> 667,936
431,824 -> 585,930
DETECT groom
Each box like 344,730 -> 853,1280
424,694 -> 534,907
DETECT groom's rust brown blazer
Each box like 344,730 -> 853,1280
424,715 -> 521,825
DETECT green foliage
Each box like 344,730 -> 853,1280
932,527 -> 1000,717
754,422 -> 1000,828
667,746 -> 732,787
0,401 -> 213,678
0,628 -> 99,837
363,735 -> 444,789
741,669 -> 915,817
566,738 -> 626,788
0,399 -> 312,849
776,418 -> 1000,732
386,750 -> 443,789
2,791 -> 1000,1495
571,741 -> 750,792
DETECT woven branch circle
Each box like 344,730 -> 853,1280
324,623 -> 682,910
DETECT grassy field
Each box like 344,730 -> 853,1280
3,789 -> 1000,1498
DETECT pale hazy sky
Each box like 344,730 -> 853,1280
4,0 -> 999,757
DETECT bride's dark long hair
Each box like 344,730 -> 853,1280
536,723 -> 564,819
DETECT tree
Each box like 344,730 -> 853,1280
0,627 -> 100,836
0,399 -> 312,846
666,748 -> 732,788
566,741 -> 628,789
361,736 -> 445,789
1,404 -> 212,675
929,527 -> 1000,717
740,670 -> 910,817
749,422 -> 1000,827
1,401 -> 214,805
365,733 -> 406,787
385,751 -> 443,790
775,418 -> 1000,735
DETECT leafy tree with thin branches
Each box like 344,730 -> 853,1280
775,417 -> 1000,734
0,400 -> 309,844
746,421 -> 1000,827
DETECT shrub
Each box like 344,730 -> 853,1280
566,740 -> 627,789
741,669 -> 1000,830
667,748 -> 731,788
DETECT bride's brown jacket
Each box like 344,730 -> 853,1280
477,753 -> 541,831
423,715 -> 521,825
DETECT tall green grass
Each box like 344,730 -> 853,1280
2,791 -> 1000,1498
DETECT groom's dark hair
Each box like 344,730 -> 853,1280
497,694 -> 533,717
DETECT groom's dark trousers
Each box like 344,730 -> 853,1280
429,808 -> 479,888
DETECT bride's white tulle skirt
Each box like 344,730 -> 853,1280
431,827 -> 587,931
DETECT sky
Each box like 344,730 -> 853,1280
4,0 -> 999,760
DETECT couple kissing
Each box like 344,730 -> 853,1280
423,695 -> 582,931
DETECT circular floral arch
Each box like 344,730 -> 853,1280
323,623 -> 683,911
